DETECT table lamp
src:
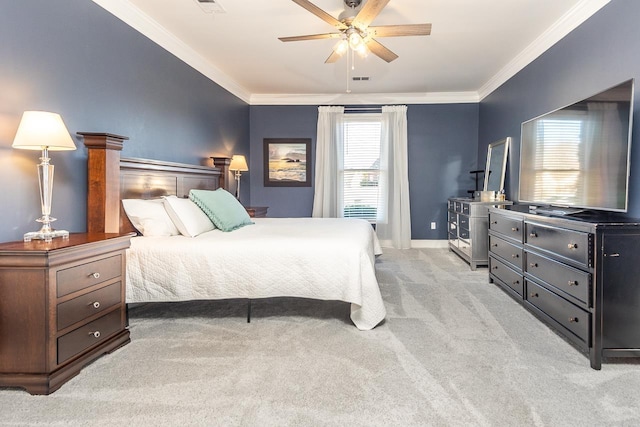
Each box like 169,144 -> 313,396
12,111 -> 76,242
229,154 -> 248,200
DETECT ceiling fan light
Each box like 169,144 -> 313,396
334,40 -> 348,55
348,32 -> 363,50
356,43 -> 369,58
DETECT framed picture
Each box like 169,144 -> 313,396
263,138 -> 312,187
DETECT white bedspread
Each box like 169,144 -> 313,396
126,218 -> 386,330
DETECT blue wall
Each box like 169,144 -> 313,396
478,0 -> 640,217
0,0 -> 249,242
249,104 -> 479,239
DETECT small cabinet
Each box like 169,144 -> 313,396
447,197 -> 512,270
0,233 -> 133,394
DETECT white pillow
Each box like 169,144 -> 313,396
162,195 -> 215,237
121,199 -> 180,237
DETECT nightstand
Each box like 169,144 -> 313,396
0,233 -> 133,394
245,206 -> 268,218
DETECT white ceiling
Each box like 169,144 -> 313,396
92,0 -> 610,105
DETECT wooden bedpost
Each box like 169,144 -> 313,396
79,132 -> 129,234
211,157 -> 231,191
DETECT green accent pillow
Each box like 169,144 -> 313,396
189,188 -> 253,232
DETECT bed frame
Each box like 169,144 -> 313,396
80,132 -> 231,234
80,133 -> 257,321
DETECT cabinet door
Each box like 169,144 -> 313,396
601,233 -> 640,349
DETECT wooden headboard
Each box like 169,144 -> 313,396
80,132 -> 230,234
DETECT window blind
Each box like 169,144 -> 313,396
341,114 -> 382,221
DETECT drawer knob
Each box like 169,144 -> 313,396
89,331 -> 101,338
512,280 -> 520,285
511,254 -> 519,259
91,272 -> 101,279
529,232 -> 537,238
92,301 -> 101,309
492,266 -> 499,270
491,221 -> 498,225
568,280 -> 578,287
491,243 -> 498,247
529,292 -> 538,298
511,227 -> 519,232
530,263 -> 538,268
567,243 -> 578,250
568,317 -> 579,323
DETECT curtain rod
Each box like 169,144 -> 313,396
344,107 -> 382,113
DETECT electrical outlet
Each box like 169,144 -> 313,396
430,222 -> 436,230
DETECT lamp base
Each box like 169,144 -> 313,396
24,229 -> 69,243
24,218 -> 69,243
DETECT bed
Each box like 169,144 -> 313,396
83,133 -> 386,330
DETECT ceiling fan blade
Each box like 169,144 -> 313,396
279,33 -> 342,42
366,39 -> 398,63
290,0 -> 348,30
325,51 -> 343,64
353,0 -> 390,29
368,23 -> 432,38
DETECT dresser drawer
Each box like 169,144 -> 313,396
458,215 -> 470,230
461,203 -> 470,215
57,309 -> 122,364
57,282 -> 122,331
525,223 -> 591,268
57,255 -> 122,297
525,280 -> 590,345
525,252 -> 591,307
489,213 -> 523,242
448,211 -> 456,223
489,235 -> 523,270
490,256 -> 523,297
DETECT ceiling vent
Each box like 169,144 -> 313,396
195,0 -> 226,14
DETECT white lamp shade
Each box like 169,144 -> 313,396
229,154 -> 248,172
12,111 -> 76,151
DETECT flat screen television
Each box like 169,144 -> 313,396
519,79 -> 634,213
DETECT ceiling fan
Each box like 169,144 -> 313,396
279,0 -> 431,63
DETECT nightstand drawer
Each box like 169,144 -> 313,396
57,255 -> 122,297
57,282 -> 122,331
57,309 -> 122,364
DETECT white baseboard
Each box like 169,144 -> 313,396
411,240 -> 449,249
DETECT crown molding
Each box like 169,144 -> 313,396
477,0 -> 611,100
91,0 -> 251,104
93,0 -> 608,106
249,91 -> 480,105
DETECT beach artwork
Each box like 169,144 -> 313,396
263,139 -> 311,187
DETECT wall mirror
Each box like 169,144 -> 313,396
483,137 -> 511,193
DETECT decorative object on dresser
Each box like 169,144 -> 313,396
245,206 -> 268,218
229,154 -> 249,200
488,205 -> 640,369
448,198 -> 512,270
12,111 -> 77,242
0,233 -> 133,394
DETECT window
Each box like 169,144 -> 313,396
340,114 -> 382,221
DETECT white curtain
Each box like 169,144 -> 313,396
312,106 -> 344,218
377,105 -> 411,249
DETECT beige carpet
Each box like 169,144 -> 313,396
1,248 -> 640,426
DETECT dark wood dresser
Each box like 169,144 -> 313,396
0,233 -> 133,394
488,205 -> 640,369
